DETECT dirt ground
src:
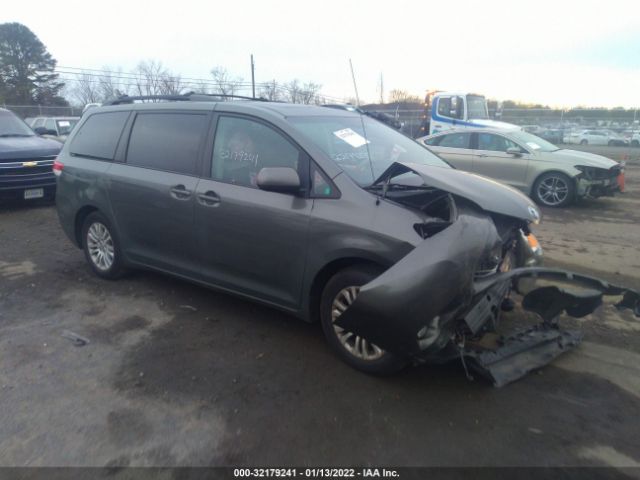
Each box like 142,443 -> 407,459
1,145 -> 639,468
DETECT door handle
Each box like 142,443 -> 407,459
197,190 -> 221,207
478,154 -> 488,158
170,185 -> 192,200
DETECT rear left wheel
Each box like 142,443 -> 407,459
81,211 -> 127,279
320,266 -> 406,374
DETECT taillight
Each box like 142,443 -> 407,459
53,159 -> 63,176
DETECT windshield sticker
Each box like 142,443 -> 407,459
526,142 -> 541,150
58,121 -> 71,127
333,128 -> 369,148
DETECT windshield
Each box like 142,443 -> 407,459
289,115 -> 450,186
510,130 -> 560,152
0,110 -> 36,137
56,119 -> 79,135
466,95 -> 488,120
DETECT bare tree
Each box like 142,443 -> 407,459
388,89 -> 421,104
258,79 -> 280,101
98,67 -> 130,100
299,81 -> 322,104
159,74 -> 184,95
133,60 -> 169,97
190,79 -> 211,95
284,79 -> 301,103
70,71 -> 101,105
210,66 -> 243,98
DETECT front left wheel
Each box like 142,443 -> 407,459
532,172 -> 575,208
320,266 -> 406,375
81,211 -> 127,279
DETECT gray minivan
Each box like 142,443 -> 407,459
55,95 -> 640,385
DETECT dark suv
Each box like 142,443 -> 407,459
55,95 -> 639,386
0,108 -> 62,201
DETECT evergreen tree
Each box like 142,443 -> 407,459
0,22 -> 66,105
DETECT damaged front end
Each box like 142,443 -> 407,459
337,162 -> 639,386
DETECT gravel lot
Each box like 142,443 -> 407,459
1,146 -> 639,468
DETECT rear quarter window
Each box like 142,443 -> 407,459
70,112 -> 130,160
126,112 -> 208,175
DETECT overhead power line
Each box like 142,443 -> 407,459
55,65 -> 345,102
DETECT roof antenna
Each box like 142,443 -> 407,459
349,59 -> 376,191
349,59 -> 361,107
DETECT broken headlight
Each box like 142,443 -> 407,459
474,243 -> 503,279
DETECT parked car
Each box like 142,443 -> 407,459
538,128 -> 565,145
54,95 -> 640,386
27,116 -> 80,143
628,132 -> 640,148
0,108 -> 62,201
564,129 -> 629,146
418,129 -> 623,207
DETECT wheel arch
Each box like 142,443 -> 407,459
530,169 -> 578,195
307,257 -> 388,323
74,205 -> 101,247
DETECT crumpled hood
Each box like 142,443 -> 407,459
374,162 -> 541,223
0,136 -> 62,161
542,149 -> 619,169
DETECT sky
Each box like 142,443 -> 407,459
3,0 -> 640,107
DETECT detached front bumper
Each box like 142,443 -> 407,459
335,210 -> 640,386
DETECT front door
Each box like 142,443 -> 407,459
194,114 -> 312,309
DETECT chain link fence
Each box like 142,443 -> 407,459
2,104 -> 83,119
366,105 -> 640,138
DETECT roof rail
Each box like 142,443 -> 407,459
102,93 -> 268,106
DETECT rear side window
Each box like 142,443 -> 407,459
127,113 -> 207,175
439,132 -> 471,148
70,112 -> 129,160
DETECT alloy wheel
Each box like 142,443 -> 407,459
86,222 -> 115,271
537,176 -> 569,206
331,286 -> 385,361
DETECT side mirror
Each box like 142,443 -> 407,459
256,167 -> 301,194
506,147 -> 522,157
34,126 -> 48,135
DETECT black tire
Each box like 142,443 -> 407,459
320,265 -> 406,375
608,140 -> 615,146
532,172 -> 575,208
81,211 -> 127,280
580,139 -> 588,145
632,140 -> 639,148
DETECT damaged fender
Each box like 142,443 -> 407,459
335,207 -> 504,356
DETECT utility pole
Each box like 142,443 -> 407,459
251,54 -> 256,99
379,72 -> 384,104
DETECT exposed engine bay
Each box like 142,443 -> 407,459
344,162 -> 640,386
